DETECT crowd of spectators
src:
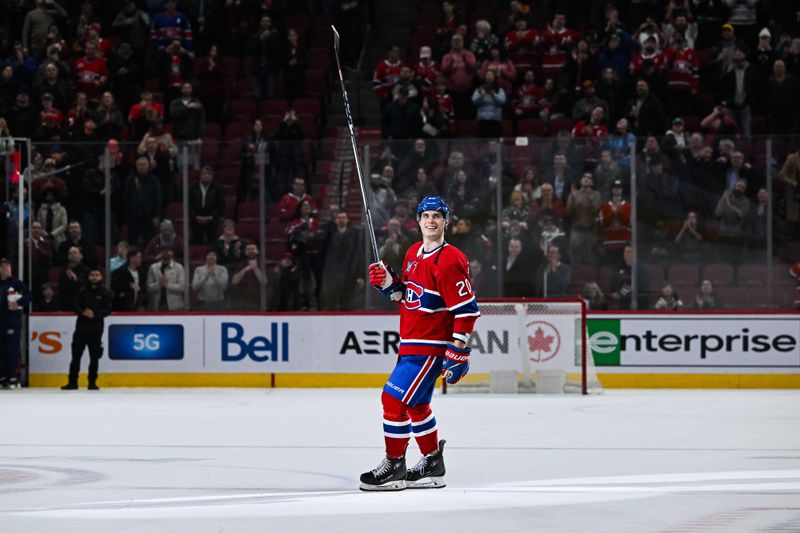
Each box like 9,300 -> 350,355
0,0 -> 799,311
367,0 -> 800,309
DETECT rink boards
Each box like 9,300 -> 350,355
27,312 -> 800,388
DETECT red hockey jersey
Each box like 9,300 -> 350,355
504,29 -> 539,53
513,83 -> 544,115
414,60 -> 439,97
541,28 -> 580,75
664,47 -> 699,92
435,92 -> 455,129
600,200 -> 631,250
630,50 -> 665,75
372,59 -> 404,101
397,241 -> 480,356
571,120 -> 608,138
73,55 -> 109,101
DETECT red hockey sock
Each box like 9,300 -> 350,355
381,392 -> 410,459
409,403 -> 438,456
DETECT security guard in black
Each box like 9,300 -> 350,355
62,268 -> 112,390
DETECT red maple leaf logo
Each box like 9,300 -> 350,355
528,327 -> 554,357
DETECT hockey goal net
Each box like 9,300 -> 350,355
445,299 -> 602,394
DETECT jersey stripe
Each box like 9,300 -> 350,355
400,339 -> 448,346
448,296 -> 479,311
402,356 -> 435,404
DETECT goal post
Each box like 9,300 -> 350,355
443,298 -> 602,395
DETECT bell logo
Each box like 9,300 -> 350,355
31,331 -> 63,354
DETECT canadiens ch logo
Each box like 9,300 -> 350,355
404,281 -> 424,310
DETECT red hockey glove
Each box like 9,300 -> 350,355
368,261 -> 404,301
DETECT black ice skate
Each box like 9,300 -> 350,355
406,439 -> 446,489
359,456 -> 407,491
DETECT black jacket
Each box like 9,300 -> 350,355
382,99 -> 422,140
58,262 -> 88,311
111,266 -> 144,311
125,172 -> 163,220
55,236 -> 98,267
74,283 -> 112,332
721,63 -> 758,108
629,93 -> 665,137
188,180 -> 225,221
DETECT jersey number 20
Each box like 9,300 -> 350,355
456,279 -> 472,297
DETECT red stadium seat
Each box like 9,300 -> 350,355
265,222 -> 286,240
204,123 -> 222,139
667,263 -> 699,286
716,286 -> 748,309
214,168 -> 239,187
236,221 -> 261,243
164,202 -> 183,222
228,100 -> 258,119
304,70 -> 329,98
201,141 -> 219,164
292,98 -> 322,117
308,24 -> 333,47
260,99 -> 288,117
455,120 -> 478,136
225,121 -> 253,139
548,117 -> 575,135
220,56 -> 240,77
265,238 -> 289,261
703,263 -> 734,287
285,14 -> 310,34
737,263 -> 767,285
190,244 -> 209,261
308,48 -> 331,71
238,202 -> 261,222
517,118 -> 546,137
646,264 -> 664,285
571,264 -> 596,285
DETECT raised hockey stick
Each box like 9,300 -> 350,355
331,25 -> 380,263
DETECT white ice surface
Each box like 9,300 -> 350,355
1,388 -> 799,532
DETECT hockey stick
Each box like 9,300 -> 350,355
331,25 -> 380,263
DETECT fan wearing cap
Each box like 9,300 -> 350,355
413,46 -> 439,98
571,80 -> 608,122
361,195 -> 480,491
631,34 -> 665,76
39,91 -> 63,125
0,259 -> 31,389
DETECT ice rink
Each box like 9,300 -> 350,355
1,388 -> 799,533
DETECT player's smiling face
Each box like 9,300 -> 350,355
419,210 -> 446,242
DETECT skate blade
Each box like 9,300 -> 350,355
359,479 -> 407,492
407,476 -> 446,489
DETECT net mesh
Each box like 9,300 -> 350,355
446,300 -> 602,394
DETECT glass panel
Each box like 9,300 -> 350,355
21,133 -> 796,313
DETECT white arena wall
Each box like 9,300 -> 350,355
28,311 -> 800,388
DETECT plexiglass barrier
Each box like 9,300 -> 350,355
4,133 -> 797,312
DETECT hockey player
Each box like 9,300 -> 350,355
361,196 -> 480,491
